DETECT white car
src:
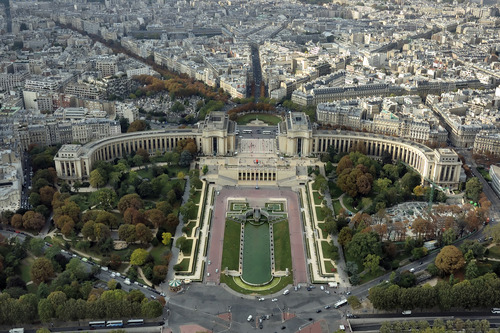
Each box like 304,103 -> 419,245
258,297 -> 265,301
320,286 -> 325,290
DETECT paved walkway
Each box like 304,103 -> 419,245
165,176 -> 191,283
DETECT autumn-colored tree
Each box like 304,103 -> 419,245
118,224 -> 137,243
162,232 -> 172,246
351,212 -> 372,230
465,210 -> 480,232
22,211 -> 45,231
127,120 -> 147,133
135,223 -> 153,244
11,213 -> 23,228
81,221 -> 96,241
435,245 -> 465,274
54,214 -> 73,230
61,220 -> 75,237
39,186 -> 56,207
53,200 -> 81,224
31,258 -> 54,284
146,209 -> 166,228
338,227 -> 353,246
124,207 -> 147,225
118,194 -> 144,214
336,155 -> 353,175
135,148 -> 150,163
130,248 -> 149,266
412,217 -> 430,238
94,223 -> 111,244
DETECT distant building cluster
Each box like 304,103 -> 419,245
0,150 -> 22,213
0,0 -> 498,159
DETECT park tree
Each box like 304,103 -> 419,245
53,200 -> 80,224
127,120 -> 147,132
39,186 -> 56,207
81,221 -> 96,240
11,213 -> 23,228
135,148 -> 150,163
338,227 -> 353,246
29,238 -> 45,256
22,211 -> 45,231
165,213 -> 180,233
118,194 -> 144,213
142,299 -> 163,318
336,155 -> 353,175
485,223 -> 500,243
179,150 -> 193,167
89,169 -> 106,188
400,172 -> 421,193
162,232 -> 172,246
347,295 -> 361,309
363,254 -> 381,274
442,228 -> 457,246
130,248 -> 149,266
31,257 -> 54,284
180,201 -> 197,220
465,177 -> 482,202
202,165 -> 208,175
176,236 -> 189,253
118,224 -> 137,243
435,245 -> 465,274
465,261 -> 479,280
146,209 -> 166,228
347,232 -> 381,262
124,207 -> 147,225
92,188 -> 117,210
94,223 -> 111,244
135,223 -> 153,244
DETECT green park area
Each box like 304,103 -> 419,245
273,221 -> 292,271
221,219 -> 241,270
236,113 -> 282,125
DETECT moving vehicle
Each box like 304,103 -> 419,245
271,298 -> 278,302
127,319 -> 145,326
243,130 -> 252,134
262,130 -> 271,135
89,321 -> 106,328
258,297 -> 265,301
106,320 -> 124,327
334,299 -> 348,309
402,310 -> 412,315
492,308 -> 500,314
247,315 -> 253,322
283,289 -> 290,295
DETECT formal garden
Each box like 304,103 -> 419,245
220,200 -> 293,294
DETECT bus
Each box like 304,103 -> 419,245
127,319 -> 145,326
492,308 -> 500,314
334,299 -> 348,309
262,130 -> 271,135
106,320 -> 124,327
243,129 -> 252,134
88,321 -> 106,328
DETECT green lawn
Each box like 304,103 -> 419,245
242,223 -> 272,284
221,219 -> 241,270
487,245 -> 500,259
236,113 -> 282,125
182,239 -> 193,255
333,200 -> 342,215
150,245 -> 169,265
20,257 -> 34,283
273,221 -> 292,271
328,181 -> 343,198
192,190 -> 202,205
315,206 -> 325,221
316,223 -> 329,239
220,274 -> 293,295
313,191 -> 324,205
176,258 -> 190,271
321,241 -> 339,261
324,261 -> 336,274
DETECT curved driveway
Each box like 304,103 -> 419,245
206,187 -> 308,285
